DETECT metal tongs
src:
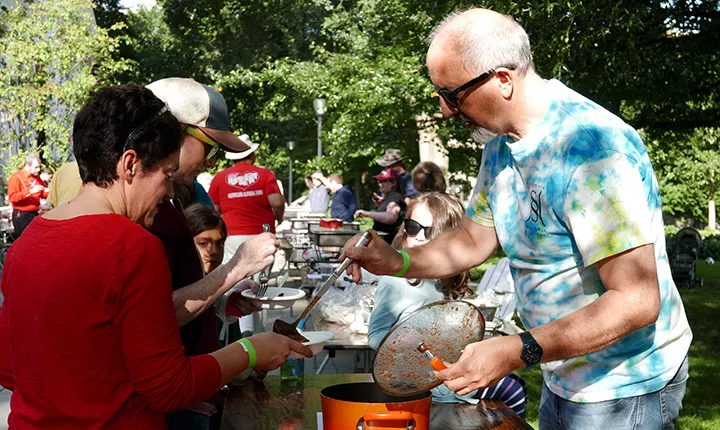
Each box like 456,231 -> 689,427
256,224 -> 272,298
273,231 -> 372,343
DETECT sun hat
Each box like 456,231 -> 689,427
146,78 -> 250,152
225,135 -> 259,160
376,148 -> 405,167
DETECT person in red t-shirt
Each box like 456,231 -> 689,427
210,135 -> 285,240
0,84 -> 310,430
209,136 -> 285,336
6,153 -> 48,238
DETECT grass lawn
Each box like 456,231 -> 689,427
510,261 -> 720,429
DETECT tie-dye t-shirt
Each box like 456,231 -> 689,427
467,80 -> 692,403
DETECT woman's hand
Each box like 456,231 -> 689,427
354,209 -> 366,219
372,192 -> 384,206
247,332 -> 313,371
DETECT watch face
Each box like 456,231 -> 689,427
522,343 -> 543,365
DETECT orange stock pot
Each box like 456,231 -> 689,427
320,382 -> 431,430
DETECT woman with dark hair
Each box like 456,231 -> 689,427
411,161 -> 447,194
355,168 -> 406,244
0,84 -> 310,429
368,192 -> 527,416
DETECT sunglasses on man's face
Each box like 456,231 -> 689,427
404,218 -> 432,238
185,126 -> 220,161
432,69 -> 496,110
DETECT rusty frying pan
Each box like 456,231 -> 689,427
373,300 -> 485,396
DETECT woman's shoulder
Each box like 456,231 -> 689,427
69,213 -> 162,249
32,213 -> 164,261
378,276 -> 443,296
377,275 -> 411,288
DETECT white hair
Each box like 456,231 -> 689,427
25,153 -> 40,166
428,9 -> 535,75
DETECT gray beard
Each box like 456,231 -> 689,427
471,126 -> 499,144
456,112 -> 498,144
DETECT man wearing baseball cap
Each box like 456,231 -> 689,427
376,148 -> 418,201
146,78 -> 289,429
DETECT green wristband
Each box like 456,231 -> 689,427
393,250 -> 410,277
237,338 -> 256,369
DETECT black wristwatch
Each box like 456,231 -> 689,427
519,331 -> 543,367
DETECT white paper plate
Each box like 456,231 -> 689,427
241,287 -> 306,310
287,330 -> 335,359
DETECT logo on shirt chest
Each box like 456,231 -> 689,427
526,189 -> 546,227
523,185 -> 550,241
227,172 -> 259,190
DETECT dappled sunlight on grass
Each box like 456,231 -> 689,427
677,261 -> 720,429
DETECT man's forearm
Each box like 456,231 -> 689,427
403,217 -> 498,280
172,263 -> 248,326
528,288 -> 657,366
532,245 -> 661,364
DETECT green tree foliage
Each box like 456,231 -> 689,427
647,128 -> 720,225
107,0 -> 720,217
158,0 -> 327,79
200,0 -> 446,195
121,5 -> 191,83
494,0 -> 720,131
0,0 -> 132,175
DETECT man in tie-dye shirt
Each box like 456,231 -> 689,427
343,8 -> 692,429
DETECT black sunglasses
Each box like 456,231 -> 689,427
404,218 -> 432,237
432,69 -> 496,109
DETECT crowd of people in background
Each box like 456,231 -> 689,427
3,144 -> 447,246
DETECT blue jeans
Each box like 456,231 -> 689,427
539,355 -> 688,429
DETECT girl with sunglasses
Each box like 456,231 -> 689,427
367,192 -> 527,416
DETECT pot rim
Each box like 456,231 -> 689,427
320,382 -> 432,404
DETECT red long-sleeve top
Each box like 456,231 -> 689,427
0,214 -> 222,429
7,169 -> 48,212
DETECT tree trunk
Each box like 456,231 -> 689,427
710,168 -> 716,231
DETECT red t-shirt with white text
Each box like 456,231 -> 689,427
209,163 -> 280,235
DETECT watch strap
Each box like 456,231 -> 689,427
519,331 -> 534,345
519,331 -> 543,367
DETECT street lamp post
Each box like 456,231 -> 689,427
313,97 -> 326,158
286,140 -> 296,203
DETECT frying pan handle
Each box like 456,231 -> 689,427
363,411 -> 414,422
430,357 -> 447,371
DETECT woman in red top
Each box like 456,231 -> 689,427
0,84 -> 310,429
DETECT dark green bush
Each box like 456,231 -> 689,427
700,235 -> 720,260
